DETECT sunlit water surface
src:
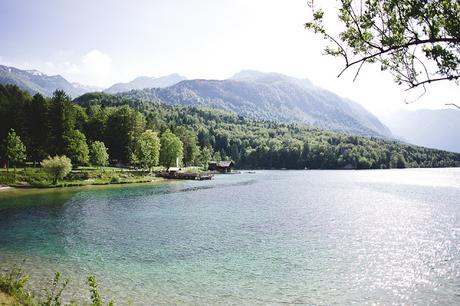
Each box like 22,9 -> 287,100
1,169 -> 460,305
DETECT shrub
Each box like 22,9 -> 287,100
0,268 -> 115,306
0,263 -> 34,305
110,175 -> 121,183
42,156 -> 72,184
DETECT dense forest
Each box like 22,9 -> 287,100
1,85 -> 459,170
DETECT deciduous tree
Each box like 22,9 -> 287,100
105,105 -> 146,163
90,141 -> 109,168
63,130 -> 89,166
4,129 -> 26,175
134,130 -> 160,171
175,126 -> 199,166
160,131 -> 183,167
305,0 -> 460,91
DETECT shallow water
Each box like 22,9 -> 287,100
1,169 -> 459,305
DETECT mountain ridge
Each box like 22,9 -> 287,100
104,73 -> 187,94
117,71 -> 392,138
0,65 -> 91,98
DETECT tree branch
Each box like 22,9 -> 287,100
407,75 -> 460,90
445,103 -> 460,110
337,38 -> 460,78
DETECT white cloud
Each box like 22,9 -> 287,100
64,50 -> 113,87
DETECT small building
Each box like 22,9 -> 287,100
208,160 -> 235,173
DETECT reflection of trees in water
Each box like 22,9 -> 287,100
0,189 -> 76,212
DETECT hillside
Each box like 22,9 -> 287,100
0,65 -> 92,98
104,74 -> 186,94
72,90 -> 460,169
117,70 -> 392,138
381,109 -> 460,153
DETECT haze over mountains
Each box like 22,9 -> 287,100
381,109 -> 460,153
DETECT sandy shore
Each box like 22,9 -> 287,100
0,186 -> 14,191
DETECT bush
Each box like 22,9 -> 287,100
110,175 -> 120,183
0,173 -> 17,185
0,263 -> 34,305
65,171 -> 90,181
42,156 -> 72,184
0,266 -> 115,306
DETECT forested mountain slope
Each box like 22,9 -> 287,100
117,70 -> 392,138
72,90 -> 459,169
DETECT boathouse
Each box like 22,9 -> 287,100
208,160 -> 235,173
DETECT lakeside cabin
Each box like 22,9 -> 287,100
208,160 -> 235,173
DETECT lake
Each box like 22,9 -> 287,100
1,169 -> 460,305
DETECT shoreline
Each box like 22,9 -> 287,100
0,179 -> 175,201
0,178 -> 166,192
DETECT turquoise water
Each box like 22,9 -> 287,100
1,169 -> 460,305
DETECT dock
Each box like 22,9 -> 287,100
157,171 -> 214,180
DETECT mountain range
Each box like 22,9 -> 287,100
117,70 -> 392,138
381,109 -> 460,153
0,65 -> 181,98
104,74 -> 186,94
0,65 -> 391,138
0,65 -> 100,98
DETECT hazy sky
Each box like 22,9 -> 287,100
1,0 -> 459,115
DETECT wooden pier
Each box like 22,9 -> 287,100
157,171 -> 214,180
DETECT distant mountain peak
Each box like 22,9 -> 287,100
231,70 -> 290,81
25,69 -> 45,76
0,64 -> 91,97
231,70 -> 314,88
104,73 -> 187,94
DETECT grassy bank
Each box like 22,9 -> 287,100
0,167 -> 165,189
